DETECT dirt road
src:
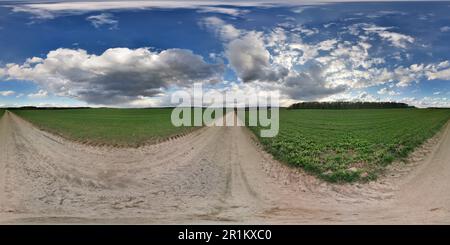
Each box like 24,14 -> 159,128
1,111 -> 449,224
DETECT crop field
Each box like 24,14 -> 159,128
249,108 -> 450,182
13,108 -> 197,147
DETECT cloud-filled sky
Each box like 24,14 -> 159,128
0,0 -> 450,108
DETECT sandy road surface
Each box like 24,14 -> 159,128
0,110 -> 450,224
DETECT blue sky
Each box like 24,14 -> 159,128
0,1 -> 450,107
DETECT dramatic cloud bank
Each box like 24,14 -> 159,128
199,16 -> 450,102
1,1 -> 449,107
1,47 -> 224,105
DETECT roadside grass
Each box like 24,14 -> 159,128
13,108 -> 198,147
0,109 -> 4,118
248,108 -> 450,183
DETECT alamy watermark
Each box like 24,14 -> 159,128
170,83 -> 279,137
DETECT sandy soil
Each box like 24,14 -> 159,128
0,110 -> 449,224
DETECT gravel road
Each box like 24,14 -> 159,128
1,111 -> 449,224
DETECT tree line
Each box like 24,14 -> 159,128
288,102 -> 414,109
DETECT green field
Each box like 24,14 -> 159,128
13,108 -> 197,147
249,108 -> 450,182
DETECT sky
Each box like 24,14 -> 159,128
0,0 -> 450,108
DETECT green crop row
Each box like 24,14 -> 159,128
248,108 -> 450,182
13,108 -> 198,147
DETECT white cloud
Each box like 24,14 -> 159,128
124,81 -> 295,108
311,41 -> 388,89
196,6 -> 249,16
203,18 -> 347,100
291,25 -> 319,36
265,23 -> 449,97
270,31 -> 338,67
9,1 -> 272,19
319,91 -> 380,103
440,26 -> 450,32
1,47 -> 224,105
351,23 -> 415,49
377,87 -> 400,96
226,31 -> 288,83
200,17 -> 241,41
324,22 -> 336,28
200,17 -> 442,102
320,92 -> 450,108
376,31 -> 414,49
202,17 -> 450,102
400,96 -> 450,108
377,87 -> 388,95
375,61 -> 450,87
0,90 -> 15,96
427,69 -> 450,80
28,89 -> 48,99
86,13 -> 118,29
233,26 -> 346,99
292,6 -> 319,14
8,1 -> 427,21
426,61 -> 450,80
6,7 -> 448,107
